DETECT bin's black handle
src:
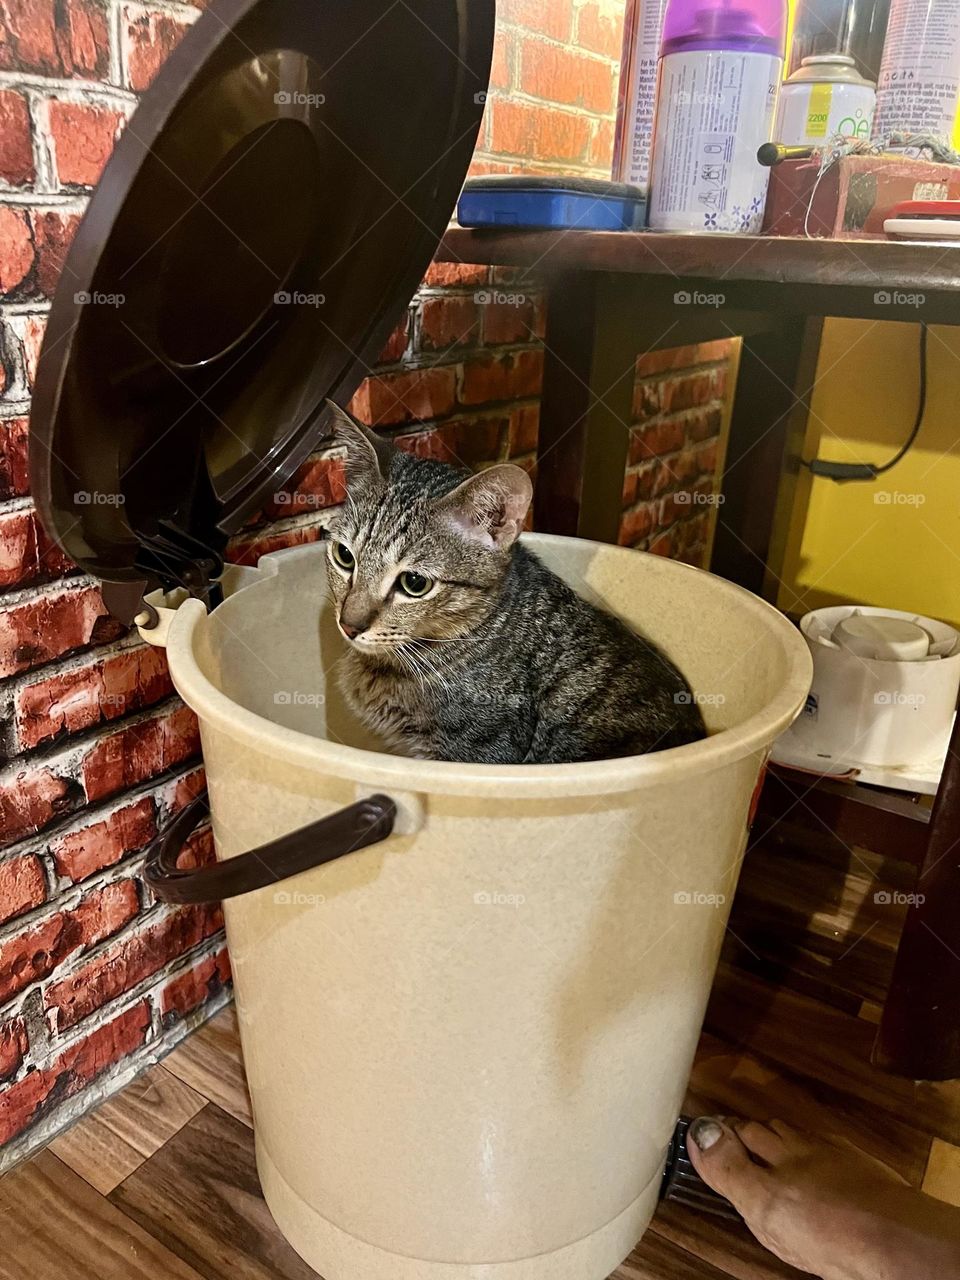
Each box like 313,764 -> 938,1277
144,790 -> 397,904
660,1115 -> 741,1220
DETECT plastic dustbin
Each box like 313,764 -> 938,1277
24,0 -> 812,1272
133,534 -> 811,1280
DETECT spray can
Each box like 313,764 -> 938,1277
873,0 -> 960,141
612,0 -> 670,187
647,0 -> 787,233
775,54 -> 876,145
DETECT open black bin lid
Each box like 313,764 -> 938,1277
30,0 -> 493,618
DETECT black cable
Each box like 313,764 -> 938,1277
803,323 -> 928,481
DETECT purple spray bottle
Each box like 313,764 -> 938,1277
647,0 -> 787,232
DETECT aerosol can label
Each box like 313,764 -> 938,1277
648,50 -> 781,232
873,0 -> 960,140
776,79 -> 875,145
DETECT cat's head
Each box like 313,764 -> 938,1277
322,402 -> 532,651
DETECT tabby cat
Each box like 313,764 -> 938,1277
322,402 -> 705,764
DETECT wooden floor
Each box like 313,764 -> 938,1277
3,806 -> 960,1280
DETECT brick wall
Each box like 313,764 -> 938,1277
0,0 -> 734,1167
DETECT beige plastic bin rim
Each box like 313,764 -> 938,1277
159,535 -> 813,799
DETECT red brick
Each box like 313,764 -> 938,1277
349,366 -> 457,425
123,4 -> 196,90
422,261 -> 487,287
46,903 -> 222,1030
509,404 -> 539,456
62,0 -> 111,76
488,99 -> 592,162
0,507 -> 74,590
0,764 -> 77,845
376,313 -> 409,363
264,453 -> 346,519
227,520 -> 325,567
0,1000 -> 150,1145
81,704 -> 201,804
637,340 -> 734,377
0,206 -> 34,294
648,528 -> 677,558
396,414 -> 508,468
622,470 -> 638,508
480,292 -> 540,345
177,824 -> 214,871
0,854 -> 46,925
31,208 -> 82,296
0,583 -> 122,679
0,90 -> 33,186
490,30 -> 513,90
163,767 -> 206,816
629,419 -> 686,463
694,439 -> 719,476
498,0 -> 573,41
459,349 -> 543,405
50,797 -> 157,884
661,371 -> 716,413
17,311 -> 47,388
577,2 -> 624,58
159,946 -> 231,1022
518,39 -> 615,114
687,405 -> 723,442
16,645 -> 173,749
618,502 -> 655,547
0,417 -> 30,499
0,0 -> 109,78
0,879 -> 139,1004
419,296 -> 480,350
46,100 -> 124,187
632,379 -> 662,419
0,1018 -> 27,1082
588,117 -> 616,170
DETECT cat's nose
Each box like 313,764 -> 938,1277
339,619 -> 364,640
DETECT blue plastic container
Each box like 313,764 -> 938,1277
457,175 -> 646,230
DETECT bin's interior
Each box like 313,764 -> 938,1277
193,533 -> 799,757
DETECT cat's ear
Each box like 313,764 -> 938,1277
323,399 -> 394,486
438,464 -> 532,551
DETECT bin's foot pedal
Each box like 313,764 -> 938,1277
660,1116 -> 742,1221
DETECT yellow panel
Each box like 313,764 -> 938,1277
777,319 -> 960,628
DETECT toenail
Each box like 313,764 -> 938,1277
688,1117 -> 724,1151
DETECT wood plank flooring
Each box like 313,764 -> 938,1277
3,813 -> 960,1280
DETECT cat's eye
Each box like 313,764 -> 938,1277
397,570 -> 433,598
331,542 -> 355,571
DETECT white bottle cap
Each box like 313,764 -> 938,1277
831,614 -> 932,661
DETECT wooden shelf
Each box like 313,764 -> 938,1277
439,228 -> 960,322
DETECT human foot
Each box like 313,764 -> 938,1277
686,1115 -> 960,1280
